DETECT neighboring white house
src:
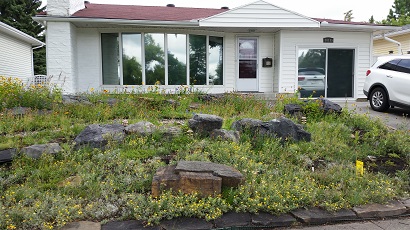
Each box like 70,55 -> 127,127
0,21 -> 44,81
34,0 -> 397,99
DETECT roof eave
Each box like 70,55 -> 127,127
320,22 -> 399,34
33,16 -> 200,27
0,22 -> 44,46
374,28 -> 410,40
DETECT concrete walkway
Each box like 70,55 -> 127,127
342,101 -> 410,131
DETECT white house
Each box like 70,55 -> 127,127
34,0 -> 397,99
0,21 -> 44,81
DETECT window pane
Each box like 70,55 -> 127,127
209,36 -> 223,85
396,59 -> 410,73
101,33 -> 120,85
379,59 -> 400,71
168,34 -> 187,85
298,49 -> 326,97
189,35 -> 207,85
239,60 -> 257,78
122,33 -> 142,85
239,38 -> 257,59
145,33 -> 165,85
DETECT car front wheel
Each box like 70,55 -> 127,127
369,87 -> 389,112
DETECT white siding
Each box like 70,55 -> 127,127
223,34 -> 236,91
200,1 -> 319,28
47,22 -> 77,94
259,34 -> 274,92
279,30 -> 372,98
273,31 -> 281,93
0,32 -> 33,80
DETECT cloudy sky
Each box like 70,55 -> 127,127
41,0 -> 394,22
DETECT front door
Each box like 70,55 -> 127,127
237,37 -> 258,91
327,49 -> 355,97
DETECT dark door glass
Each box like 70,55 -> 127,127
327,49 -> 354,97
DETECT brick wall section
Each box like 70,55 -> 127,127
46,22 -> 77,94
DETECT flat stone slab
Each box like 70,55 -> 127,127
353,200 -> 407,218
102,220 -> 158,230
175,161 -> 244,187
214,212 -> 251,228
20,143 -> 62,159
161,217 -> 213,230
61,221 -> 101,230
251,212 -> 297,227
291,207 -> 359,224
401,199 -> 410,213
0,148 -> 16,163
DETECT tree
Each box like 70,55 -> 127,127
369,15 -> 375,24
344,10 -> 354,22
0,0 -> 46,75
383,0 -> 410,25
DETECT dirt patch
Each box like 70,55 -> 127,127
363,155 -> 409,175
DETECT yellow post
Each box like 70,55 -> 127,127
356,160 -> 364,176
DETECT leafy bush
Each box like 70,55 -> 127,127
0,76 -> 61,111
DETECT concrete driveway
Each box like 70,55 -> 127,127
343,101 -> 410,131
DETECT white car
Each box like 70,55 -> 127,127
298,68 -> 325,97
363,55 -> 410,112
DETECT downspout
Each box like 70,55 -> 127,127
31,43 -> 45,77
383,34 -> 402,54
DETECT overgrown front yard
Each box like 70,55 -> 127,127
0,77 -> 409,229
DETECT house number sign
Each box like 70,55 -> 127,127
323,37 -> 334,43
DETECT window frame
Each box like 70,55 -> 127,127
100,32 -> 224,86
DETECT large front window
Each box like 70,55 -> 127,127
101,33 -> 223,86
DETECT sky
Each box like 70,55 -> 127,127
41,0 -> 394,22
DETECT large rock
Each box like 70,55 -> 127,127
124,121 -> 157,136
210,129 -> 240,142
231,118 -> 267,136
265,117 -> 311,142
188,114 -> 223,136
175,161 -> 244,188
74,124 -> 125,149
283,104 -> 303,116
152,161 -> 244,197
0,148 -> 17,163
20,143 -> 62,159
232,117 -> 311,142
62,95 -> 92,105
317,98 -> 342,114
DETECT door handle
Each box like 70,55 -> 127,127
387,75 -> 393,78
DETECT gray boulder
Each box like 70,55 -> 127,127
74,124 -> 125,149
210,129 -> 240,142
0,148 -> 17,163
161,126 -> 183,139
231,118 -> 268,136
188,114 -> 223,136
232,117 -> 311,142
124,121 -> 157,136
317,98 -> 342,114
62,95 -> 92,105
265,117 -> 311,142
21,143 -> 62,159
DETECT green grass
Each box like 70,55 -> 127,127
0,77 -> 409,229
